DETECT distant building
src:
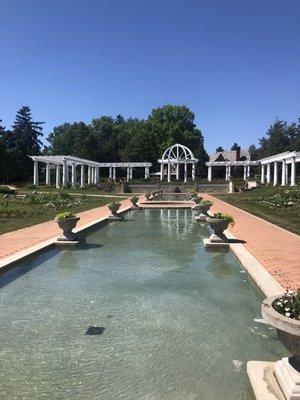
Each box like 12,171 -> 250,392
209,147 -> 250,162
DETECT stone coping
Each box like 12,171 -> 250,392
247,361 -> 285,400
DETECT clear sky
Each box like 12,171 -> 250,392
1,0 -> 299,153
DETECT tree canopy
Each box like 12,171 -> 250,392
249,119 -> 300,160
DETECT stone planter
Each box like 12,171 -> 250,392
206,217 -> 229,243
195,203 -> 212,221
130,196 -> 139,209
56,217 -> 80,241
108,203 -> 122,220
262,296 -> 300,400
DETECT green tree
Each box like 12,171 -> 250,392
231,142 -> 240,150
215,146 -> 224,152
7,106 -> 44,182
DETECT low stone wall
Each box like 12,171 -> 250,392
126,183 -> 228,193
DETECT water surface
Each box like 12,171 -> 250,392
0,209 -> 285,399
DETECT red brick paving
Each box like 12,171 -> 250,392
203,194 -> 300,290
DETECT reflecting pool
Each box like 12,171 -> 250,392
0,209 -> 285,399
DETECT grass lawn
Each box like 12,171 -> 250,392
0,194 -> 126,235
214,186 -> 300,235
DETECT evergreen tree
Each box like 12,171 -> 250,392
215,146 -> 224,152
9,106 -> 44,182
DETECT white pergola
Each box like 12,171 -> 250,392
29,155 -> 152,188
259,151 -> 299,186
158,144 -> 198,183
205,150 -> 299,186
206,160 -> 259,182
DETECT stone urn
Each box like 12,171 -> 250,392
206,217 -> 230,243
107,202 -> 122,220
191,196 -> 203,210
56,217 -> 80,241
130,195 -> 139,209
195,202 -> 212,221
262,296 -> 300,400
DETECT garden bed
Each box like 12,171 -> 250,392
215,186 -> 300,235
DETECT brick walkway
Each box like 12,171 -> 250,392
203,194 -> 300,290
0,199 -> 130,260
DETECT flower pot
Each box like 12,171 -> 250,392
130,197 -> 139,209
56,217 -> 80,241
108,203 -> 122,220
206,217 -> 229,242
262,296 -> 300,399
108,203 -> 120,215
195,202 -> 211,218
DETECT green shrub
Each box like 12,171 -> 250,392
0,186 -> 16,195
55,211 -> 76,220
0,207 -> 26,218
212,212 -> 235,226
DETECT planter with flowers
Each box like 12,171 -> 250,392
262,290 -> 300,400
130,195 -> 140,209
55,211 -> 80,242
195,200 -> 213,221
191,196 -> 204,210
206,213 -> 235,243
145,191 -> 152,200
107,202 -> 122,220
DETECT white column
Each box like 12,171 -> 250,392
145,166 -> 150,179
160,163 -> 164,181
192,163 -> 196,180
225,166 -> 229,181
62,160 -> 67,187
184,162 -> 187,183
291,159 -> 296,186
112,167 -> 116,181
71,163 -> 76,187
55,165 -> 60,188
176,164 -> 179,180
167,163 -> 171,183
208,165 -> 212,182
266,163 -> 271,184
273,162 -> 278,186
33,160 -> 39,187
261,164 -> 265,184
129,167 -> 133,180
247,165 -> 250,178
95,167 -> 99,184
243,166 -> 247,180
228,165 -> 231,181
109,166 -> 112,180
127,167 -> 130,181
45,163 -> 51,186
80,164 -> 85,187
87,166 -> 91,185
285,162 -> 289,185
281,160 -> 286,186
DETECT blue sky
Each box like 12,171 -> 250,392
1,0 -> 299,153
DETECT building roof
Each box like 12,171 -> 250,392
209,149 -> 250,162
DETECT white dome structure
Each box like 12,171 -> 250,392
158,143 -> 198,182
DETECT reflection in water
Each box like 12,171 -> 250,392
206,253 -> 235,278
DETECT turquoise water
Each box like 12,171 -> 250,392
0,209 -> 285,400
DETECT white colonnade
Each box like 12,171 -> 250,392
30,156 -> 152,188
